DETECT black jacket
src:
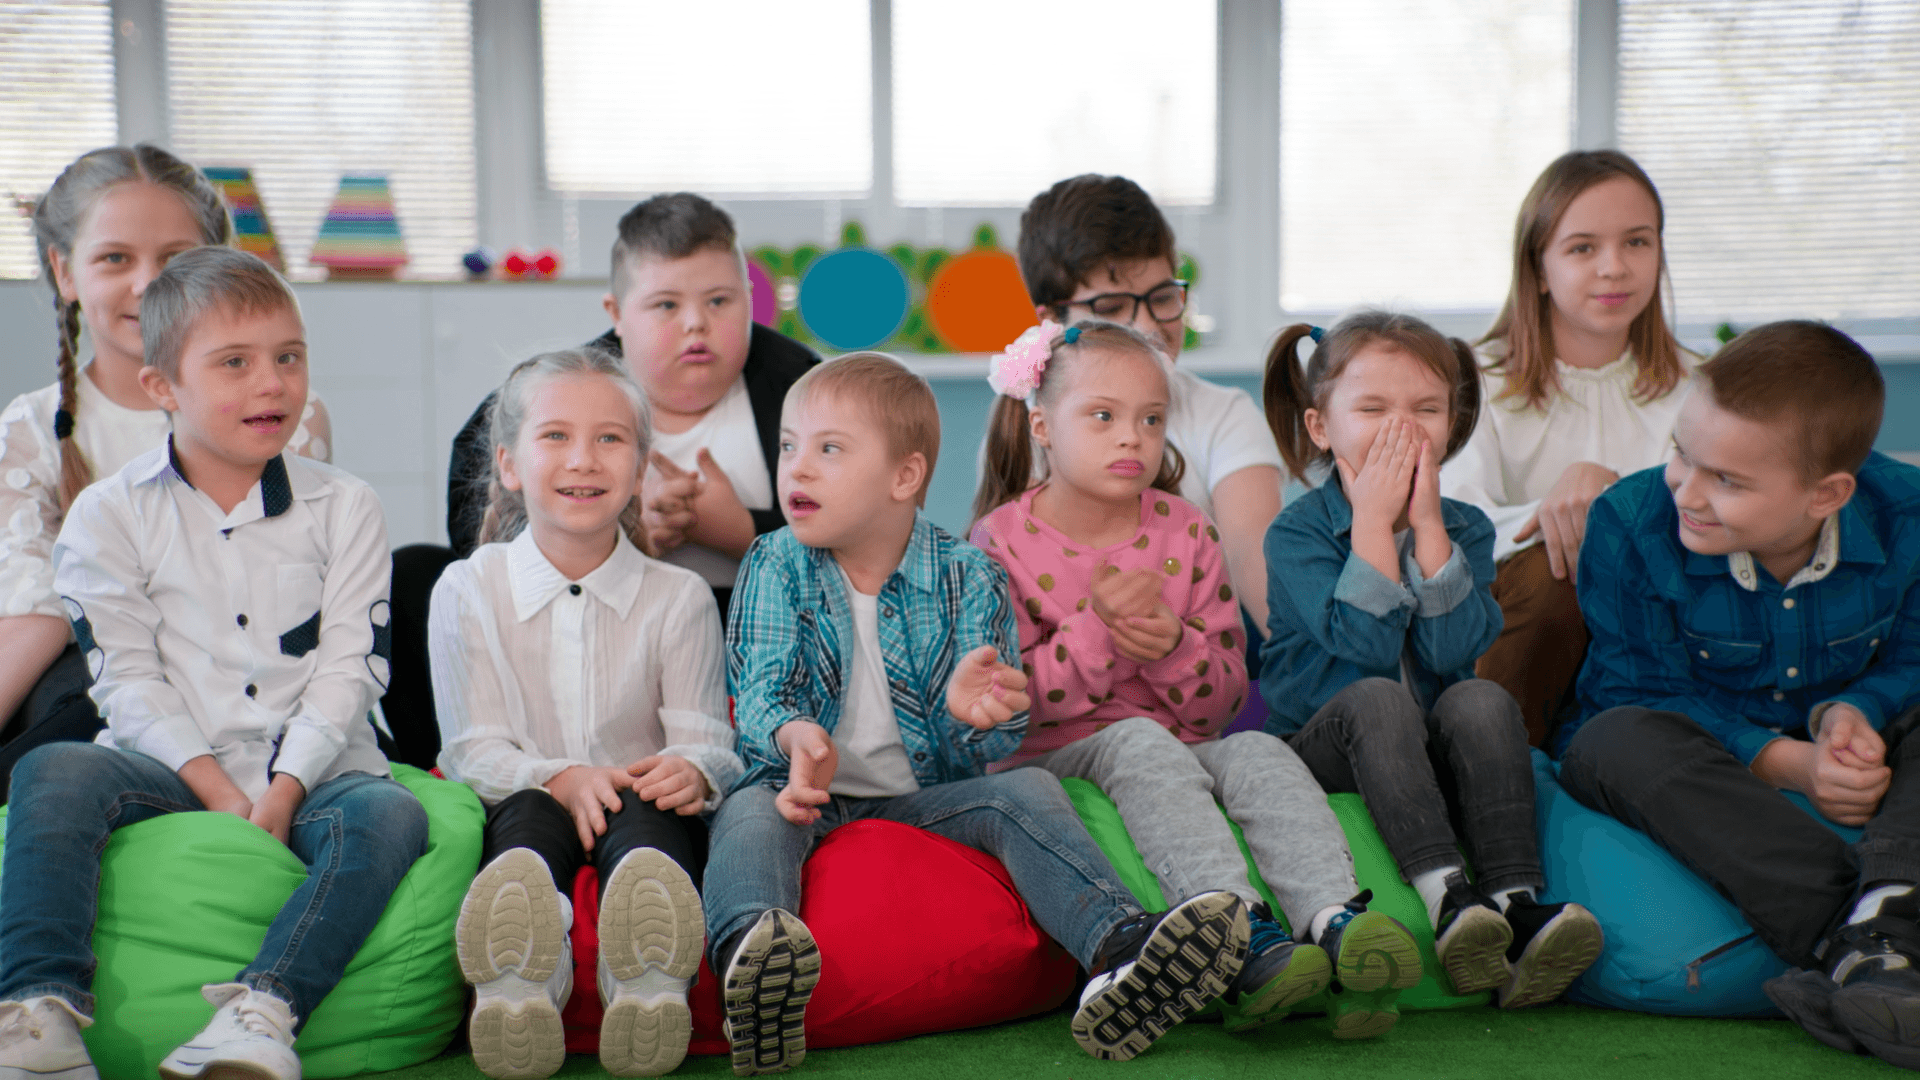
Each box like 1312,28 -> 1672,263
446,322 -> 821,557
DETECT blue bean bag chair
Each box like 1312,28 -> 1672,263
0,763 -> 482,1079
1531,749 -> 1861,1016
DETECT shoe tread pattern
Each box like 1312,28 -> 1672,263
1333,911 -> 1424,994
723,912 -> 821,1076
1223,944 -> 1330,1032
599,850 -> 704,1077
1499,904 -> 1603,1010
467,998 -> 564,1080
1438,905 -> 1513,996
458,849 -> 565,986
1072,894 -> 1250,1062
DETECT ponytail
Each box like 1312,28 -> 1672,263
53,299 -> 92,512
970,393 -> 1035,527
1262,323 -> 1323,482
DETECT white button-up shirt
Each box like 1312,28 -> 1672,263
53,440 -> 392,801
428,528 -> 739,810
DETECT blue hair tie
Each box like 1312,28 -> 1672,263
1063,326 -> 1081,344
1308,326 -> 1325,344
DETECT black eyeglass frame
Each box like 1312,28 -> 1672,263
1054,279 -> 1191,325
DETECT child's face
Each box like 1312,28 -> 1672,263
498,372 -> 645,541
1664,391 -> 1847,561
778,392 -> 924,552
1305,344 -> 1453,474
603,247 -> 752,418
1539,175 -> 1662,346
1030,348 -> 1169,504
143,302 -> 308,469
50,182 -> 204,369
1051,257 -> 1186,362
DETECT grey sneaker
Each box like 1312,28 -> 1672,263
721,909 -> 820,1076
1072,891 -> 1249,1061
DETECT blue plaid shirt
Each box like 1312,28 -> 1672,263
725,515 -> 1028,794
1571,454 -> 1920,764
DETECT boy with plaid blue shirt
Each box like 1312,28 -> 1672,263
1562,321 -> 1920,1069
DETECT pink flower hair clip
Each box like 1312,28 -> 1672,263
988,320 -> 1068,400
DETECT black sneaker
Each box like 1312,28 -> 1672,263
1315,891 -> 1422,1040
720,909 -> 820,1076
1433,872 -> 1511,996
1071,891 -> 1249,1061
1221,904 -> 1330,1033
1496,894 -> 1603,1009
1827,892 -> 1920,1070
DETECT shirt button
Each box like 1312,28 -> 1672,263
1786,667 -> 1799,678
883,606 -> 896,619
569,584 -> 582,596
1782,598 -> 1794,610
1872,639 -> 1881,648
913,752 -> 927,762
1774,691 -> 1785,702
1699,650 -> 1710,659
236,614 -> 248,627
245,684 -> 258,698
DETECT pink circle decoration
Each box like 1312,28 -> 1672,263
748,260 -> 778,327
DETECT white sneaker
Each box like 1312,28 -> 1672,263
458,848 -> 574,1080
0,996 -> 96,1080
157,984 -> 299,1080
596,848 -> 703,1077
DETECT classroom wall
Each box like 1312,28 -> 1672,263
1,278 -> 1913,549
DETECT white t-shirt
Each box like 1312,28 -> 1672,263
827,566 -> 919,799
1440,345 -> 1699,564
649,376 -> 774,589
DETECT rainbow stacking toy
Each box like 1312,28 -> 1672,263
309,174 -> 409,280
201,167 -> 285,273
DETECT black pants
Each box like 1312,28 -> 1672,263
0,645 -> 104,805
1287,677 -> 1542,895
1560,705 -> 1920,969
484,787 -> 708,901
381,544 -> 458,771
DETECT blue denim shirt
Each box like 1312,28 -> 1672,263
1259,477 -> 1502,735
725,514 -> 1028,794
1570,454 -> 1920,764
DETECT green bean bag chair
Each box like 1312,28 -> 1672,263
1062,779 -> 1488,1013
0,763 -> 482,1080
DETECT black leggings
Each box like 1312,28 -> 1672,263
0,645 -> 103,805
483,787 -> 708,901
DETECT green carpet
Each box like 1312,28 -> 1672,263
373,1004 -> 1898,1079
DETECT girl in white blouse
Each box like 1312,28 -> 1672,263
431,347 -> 736,1080
1440,150 -> 1698,748
0,144 -> 331,801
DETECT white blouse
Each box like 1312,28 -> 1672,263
1441,345 -> 1698,565
0,372 -> 329,620
429,527 -> 740,809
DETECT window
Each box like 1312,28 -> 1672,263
1279,0 -> 1573,312
542,0 -> 871,195
165,0 -> 478,280
893,0 -> 1216,206
0,0 -> 117,279
1618,0 -> 1920,321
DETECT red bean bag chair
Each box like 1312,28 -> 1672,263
561,818 -> 1079,1054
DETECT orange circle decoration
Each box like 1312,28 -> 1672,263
925,248 -> 1039,354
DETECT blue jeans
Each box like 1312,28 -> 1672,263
703,769 -> 1142,973
0,742 -> 429,1029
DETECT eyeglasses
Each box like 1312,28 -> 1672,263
1060,280 -> 1189,325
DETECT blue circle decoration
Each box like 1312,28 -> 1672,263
798,248 -> 910,351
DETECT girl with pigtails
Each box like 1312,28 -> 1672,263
0,144 -> 332,800
1258,310 -> 1602,1011
970,319 -> 1424,1041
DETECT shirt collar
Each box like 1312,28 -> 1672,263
1724,512 -> 1854,591
507,527 -> 647,622
139,437 -> 306,521
803,513 -> 940,597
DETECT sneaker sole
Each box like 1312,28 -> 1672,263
458,848 -> 566,986
1327,987 -> 1402,1040
1333,912 -> 1424,994
1223,944 -> 1331,1033
1833,983 -> 1920,1070
1763,969 -> 1861,1054
1437,905 -> 1513,996
1499,904 -> 1603,1010
1072,893 -> 1250,1062
468,998 -> 564,1080
600,849 -> 704,1078
723,910 -> 821,1076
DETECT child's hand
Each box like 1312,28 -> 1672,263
1109,602 -> 1184,663
644,452 -> 704,554
1336,418 -> 1417,534
946,645 -> 1032,730
628,754 -> 712,816
775,721 -> 836,825
178,754 -> 252,820
1809,705 -> 1890,825
248,773 -> 306,846
546,765 -> 634,850
683,448 -> 755,559
1408,438 -> 1452,580
1514,461 -> 1618,583
1089,562 -> 1163,628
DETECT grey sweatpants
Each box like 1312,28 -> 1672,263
1022,716 -> 1357,931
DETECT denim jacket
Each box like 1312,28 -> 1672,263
1259,477 -> 1502,735
1570,455 -> 1920,764
725,515 -> 1028,793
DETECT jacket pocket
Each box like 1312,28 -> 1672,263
1823,614 -> 1895,678
1679,627 -> 1763,672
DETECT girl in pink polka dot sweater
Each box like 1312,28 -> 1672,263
970,320 -> 1421,1039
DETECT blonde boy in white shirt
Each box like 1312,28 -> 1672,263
0,247 -> 426,1080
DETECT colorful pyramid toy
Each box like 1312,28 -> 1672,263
309,174 -> 408,279
201,166 -> 284,273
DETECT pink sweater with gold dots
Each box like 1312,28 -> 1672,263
970,487 -> 1250,765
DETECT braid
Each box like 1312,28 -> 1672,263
54,299 -> 92,513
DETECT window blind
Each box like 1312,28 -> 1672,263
542,0 -> 871,196
1279,0 -> 1573,312
893,0 -> 1216,207
0,0 -> 117,280
165,0 -> 478,280
1618,1 -> 1920,321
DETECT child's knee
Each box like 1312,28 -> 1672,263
1337,677 -> 1427,740
992,766 -> 1073,813
1563,706 -> 1701,780
12,740 -> 114,796
1434,679 -> 1526,742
